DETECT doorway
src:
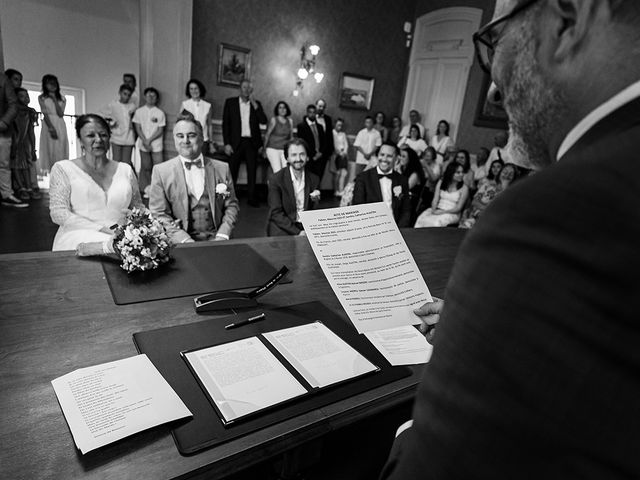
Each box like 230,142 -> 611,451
402,8 -> 482,143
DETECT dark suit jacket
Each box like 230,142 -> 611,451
352,169 -> 412,227
296,118 -> 327,160
381,97 -> 640,478
317,113 -> 334,154
266,167 -> 320,236
222,96 -> 267,150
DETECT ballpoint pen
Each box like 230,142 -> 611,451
224,313 -> 266,330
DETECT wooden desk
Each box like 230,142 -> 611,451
0,228 -> 465,479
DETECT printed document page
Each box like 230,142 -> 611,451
300,203 -> 432,333
183,337 -> 307,423
51,354 -> 191,454
365,326 -> 433,365
263,322 -> 378,388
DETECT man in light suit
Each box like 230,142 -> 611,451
381,0 -> 640,478
149,115 -> 239,244
266,138 -> 320,236
222,79 -> 267,207
352,141 -> 411,227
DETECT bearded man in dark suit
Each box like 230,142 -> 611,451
266,138 -> 320,236
222,79 -> 267,207
381,0 -> 640,478
352,141 -> 411,227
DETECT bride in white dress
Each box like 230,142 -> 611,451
49,114 -> 143,251
414,161 -> 469,228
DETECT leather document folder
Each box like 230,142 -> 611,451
133,301 -> 411,455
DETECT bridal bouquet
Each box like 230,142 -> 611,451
112,207 -> 171,273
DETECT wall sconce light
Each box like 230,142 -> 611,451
293,44 -> 323,96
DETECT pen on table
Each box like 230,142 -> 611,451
225,313 -> 266,330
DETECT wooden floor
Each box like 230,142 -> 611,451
0,185 -> 414,479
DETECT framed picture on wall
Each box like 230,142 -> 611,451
217,43 -> 252,87
474,73 -> 509,129
339,73 -> 375,110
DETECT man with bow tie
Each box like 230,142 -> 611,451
352,141 -> 412,227
149,115 -> 239,244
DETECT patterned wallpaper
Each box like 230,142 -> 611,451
191,0 -> 416,136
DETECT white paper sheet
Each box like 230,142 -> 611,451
365,326 -> 433,365
263,322 -> 378,388
51,354 -> 191,454
183,337 -> 307,423
300,203 -> 432,333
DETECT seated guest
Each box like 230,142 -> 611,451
395,147 -> 425,223
472,146 -> 491,188
444,149 -> 474,188
459,162 -> 514,230
149,115 -> 239,244
263,100 -> 294,174
430,119 -> 453,160
415,146 -> 442,215
399,109 -> 426,139
414,161 -> 469,228
488,130 -> 511,164
352,141 -> 412,227
398,125 -> 428,156
479,159 -> 504,189
266,139 -> 320,236
49,114 -> 143,251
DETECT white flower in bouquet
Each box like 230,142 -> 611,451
111,207 -> 172,273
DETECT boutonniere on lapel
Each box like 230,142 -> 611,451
393,185 -> 403,198
309,189 -> 321,202
215,183 -> 231,199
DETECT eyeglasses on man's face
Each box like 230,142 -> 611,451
473,0 -> 540,74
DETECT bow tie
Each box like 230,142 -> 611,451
378,173 -> 392,179
184,159 -> 203,170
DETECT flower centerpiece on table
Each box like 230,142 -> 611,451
111,207 -> 171,273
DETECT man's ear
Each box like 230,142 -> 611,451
547,0 -> 600,62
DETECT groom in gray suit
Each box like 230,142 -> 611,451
149,115 -> 239,244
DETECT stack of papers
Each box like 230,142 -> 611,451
51,354 -> 191,454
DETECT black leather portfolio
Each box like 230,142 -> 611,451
132,301 -> 411,455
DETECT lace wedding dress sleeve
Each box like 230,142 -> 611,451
49,162 -> 105,232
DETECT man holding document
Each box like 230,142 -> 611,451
381,0 -> 640,478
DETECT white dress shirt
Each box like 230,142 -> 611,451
289,167 -> 306,221
239,97 -> 252,138
377,166 -> 393,209
354,128 -> 382,165
557,79 -> 640,160
180,154 -> 205,200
